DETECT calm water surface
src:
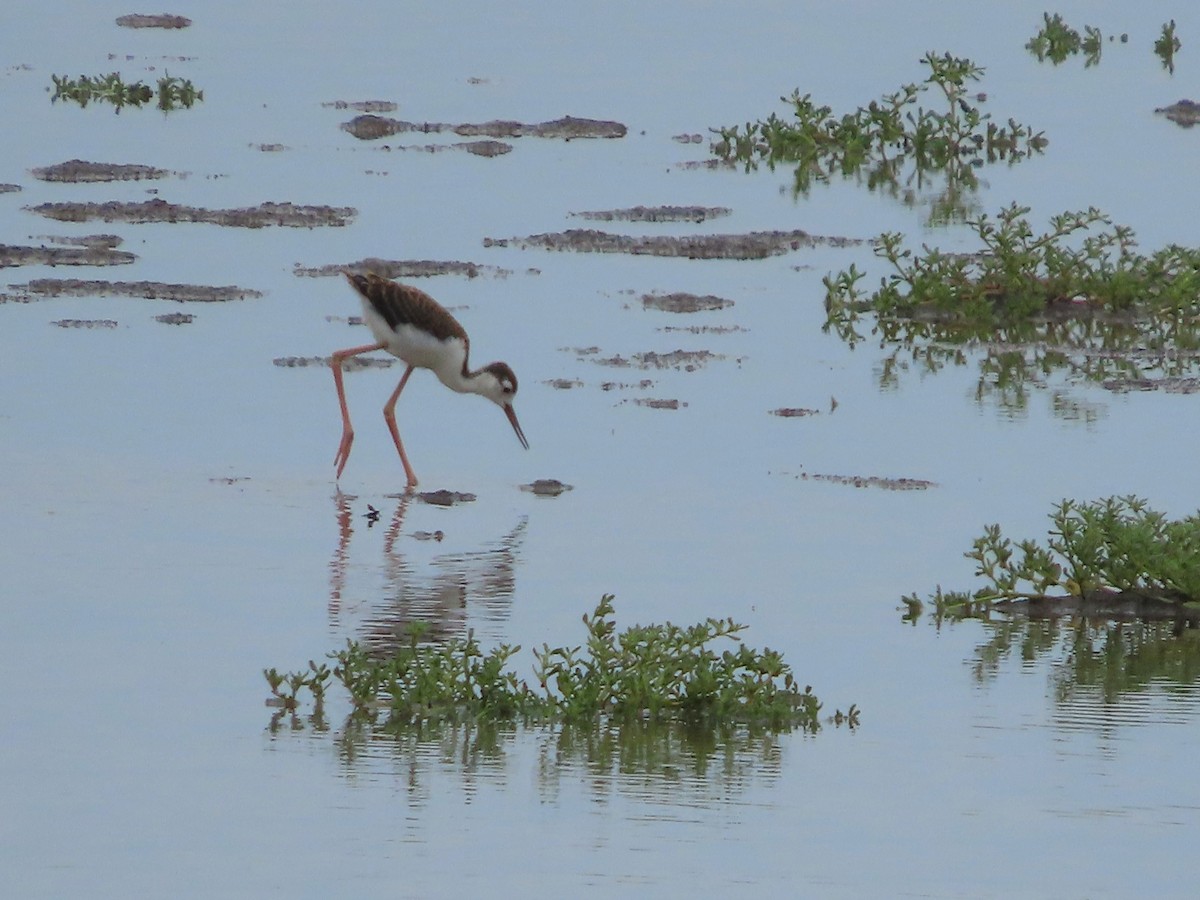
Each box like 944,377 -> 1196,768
2,1 -> 1199,896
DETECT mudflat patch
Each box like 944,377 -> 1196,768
570,205 -> 731,223
31,160 -> 172,183
115,13 -> 191,28
11,279 -> 262,302
342,114 -> 627,141
295,258 -> 513,279
642,292 -> 734,313
0,243 -> 135,267
484,228 -> 861,259
27,199 -> 356,228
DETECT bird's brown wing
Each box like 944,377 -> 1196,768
344,271 -> 469,344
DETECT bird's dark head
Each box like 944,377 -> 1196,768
479,362 -> 528,449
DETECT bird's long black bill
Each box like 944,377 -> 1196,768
505,404 -> 529,450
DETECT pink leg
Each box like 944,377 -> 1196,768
383,365 -> 419,488
331,341 -> 386,478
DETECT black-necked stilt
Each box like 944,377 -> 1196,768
331,271 -> 528,487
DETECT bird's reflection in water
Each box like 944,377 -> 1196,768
329,490 -> 525,654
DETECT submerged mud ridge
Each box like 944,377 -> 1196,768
1102,375 -> 1200,394
116,13 -> 191,28
642,292 -> 733,313
590,349 -> 727,371
771,407 -> 821,417
342,114 -> 626,141
367,139 -> 513,157
323,100 -> 398,113
295,257 -> 514,279
485,228 -> 861,260
571,205 -> 732,223
991,589 -> 1200,624
1,243 -> 135,267
31,160 -> 172,183
272,355 -> 395,370
52,318 -> 118,329
626,397 -> 686,409
795,472 -> 936,490
13,279 -> 262,302
27,198 -> 356,228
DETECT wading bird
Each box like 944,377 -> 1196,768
331,271 -> 528,487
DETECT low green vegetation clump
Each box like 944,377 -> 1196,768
824,203 -> 1200,343
1025,12 -> 1104,65
265,595 -> 855,734
902,496 -> 1200,621
50,72 -> 203,112
1155,19 -> 1182,72
711,52 -> 1045,223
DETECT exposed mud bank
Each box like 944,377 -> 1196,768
27,199 -> 355,228
484,228 -> 861,259
342,114 -> 626,141
570,205 -> 731,223
31,160 -> 171,183
991,588 -> 1200,623
272,355 -> 395,370
642,292 -> 733,312
5,279 -> 262,302
1,243 -> 135,267
295,258 -> 515,279
116,13 -> 191,28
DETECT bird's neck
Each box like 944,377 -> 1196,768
437,364 -> 492,397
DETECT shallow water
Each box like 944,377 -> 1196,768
3,1 -> 1200,896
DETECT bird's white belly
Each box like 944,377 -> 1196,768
362,300 -> 468,385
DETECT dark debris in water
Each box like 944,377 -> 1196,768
771,407 -> 821,417
642,291 -> 733,313
27,198 -> 356,228
342,114 -> 627,141
0,183 -> 21,193
295,257 -> 514,279
484,228 -> 860,260
31,159 -> 172,183
115,13 -> 191,28
570,205 -> 731,223
11,279 -> 262,302
520,479 -> 573,497
154,311 -> 194,325
0,243 -> 135,268
1154,99 -> 1200,127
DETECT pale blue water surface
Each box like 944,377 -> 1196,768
2,1 -> 1199,896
